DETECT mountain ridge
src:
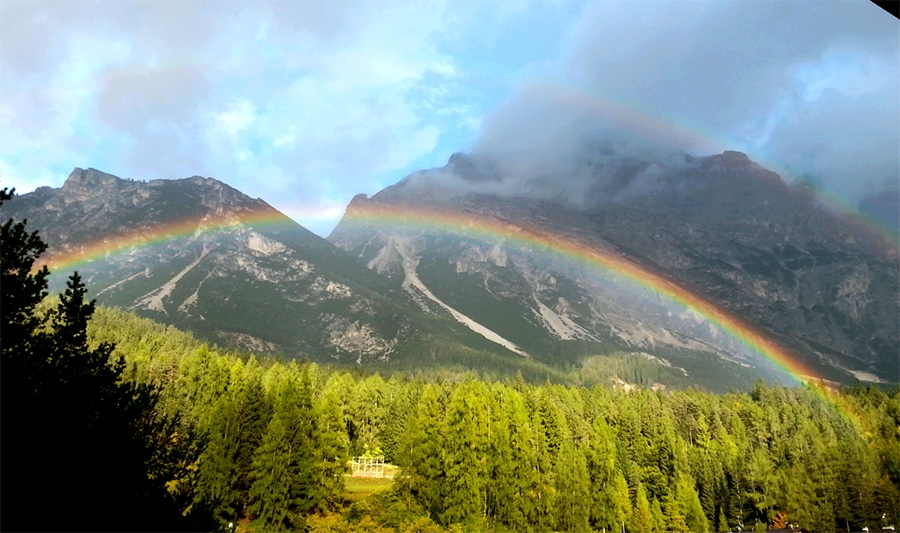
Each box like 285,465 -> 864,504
1,168 -> 527,369
4,153 -> 897,388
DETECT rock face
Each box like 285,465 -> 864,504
329,150 -> 900,385
0,168 -> 480,363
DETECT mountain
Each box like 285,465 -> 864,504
859,187 -> 900,237
328,148 -> 900,386
5,158 -> 896,389
0,168 -> 529,369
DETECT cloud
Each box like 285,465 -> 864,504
3,0 -> 894,236
473,0 -> 899,204
0,0 -> 487,234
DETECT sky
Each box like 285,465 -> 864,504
1,0 -> 897,237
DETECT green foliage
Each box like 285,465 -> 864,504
552,439 -> 591,532
248,373 -> 320,531
318,388 -> 351,510
675,473 -> 709,533
397,384 -> 445,519
630,483 -> 654,533
588,415 -> 632,530
489,386 -> 538,531
28,276 -> 894,533
439,381 -> 493,526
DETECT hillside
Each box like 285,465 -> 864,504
0,169 -> 533,370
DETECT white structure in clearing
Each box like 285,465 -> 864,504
351,455 -> 385,478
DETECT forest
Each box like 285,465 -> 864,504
2,189 -> 899,533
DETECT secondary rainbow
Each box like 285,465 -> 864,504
538,81 -> 898,243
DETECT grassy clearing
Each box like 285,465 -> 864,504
342,476 -> 394,503
341,464 -> 399,503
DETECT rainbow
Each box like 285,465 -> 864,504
522,82 -> 726,155
41,206 -> 294,274
342,201 -> 814,378
36,191 -> 871,431
340,200 -> 873,430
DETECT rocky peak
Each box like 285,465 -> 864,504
718,150 -> 751,164
62,168 -> 126,195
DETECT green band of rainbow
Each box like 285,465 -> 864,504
41,207 -> 294,274
39,199 -> 867,431
340,201 -> 871,431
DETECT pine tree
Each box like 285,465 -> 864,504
193,395 -> 243,525
248,413 -> 296,530
491,387 -> 537,531
440,381 -> 493,526
235,365 -> 271,504
718,506 -> 730,532
663,487 -> 691,533
249,373 -> 321,531
630,483 -> 654,533
397,383 -> 445,518
651,498 -> 666,533
589,416 -> 631,531
529,389 -> 568,530
1,188 -> 188,530
0,188 -> 49,365
316,388 -> 350,509
676,474 -> 710,533
553,439 -> 591,532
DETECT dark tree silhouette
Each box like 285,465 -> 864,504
0,188 -> 200,531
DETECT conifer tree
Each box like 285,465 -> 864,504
1,189 -> 189,531
235,365 -> 271,500
491,387 -> 538,531
718,507 -> 730,532
589,416 -> 631,531
676,473 -> 710,533
553,439 -> 591,532
630,483 -> 654,533
249,373 -> 321,531
529,390 -> 568,530
663,486 -> 691,533
316,388 -> 350,509
651,498 -> 666,533
440,381 -> 493,526
193,395 -> 243,525
397,383 -> 445,518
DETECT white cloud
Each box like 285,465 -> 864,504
0,0 -> 496,234
215,100 -> 257,140
11,0 -> 889,239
